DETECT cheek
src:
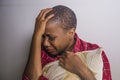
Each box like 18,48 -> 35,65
51,40 -> 62,50
54,37 -> 69,50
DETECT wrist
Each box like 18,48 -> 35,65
77,66 -> 96,80
33,32 -> 42,39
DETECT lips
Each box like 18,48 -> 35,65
46,48 -> 55,53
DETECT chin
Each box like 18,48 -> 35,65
50,51 -> 65,56
47,51 -> 59,57
51,52 -> 60,56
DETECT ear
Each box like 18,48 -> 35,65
67,28 -> 75,39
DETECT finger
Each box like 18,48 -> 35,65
61,54 -> 67,60
37,8 -> 52,20
41,8 -> 53,20
65,51 -> 73,53
45,14 -> 54,22
59,60 -> 65,68
59,58 -> 64,62
64,51 -> 74,57
36,9 -> 45,20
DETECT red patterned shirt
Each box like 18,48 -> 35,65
23,33 -> 112,80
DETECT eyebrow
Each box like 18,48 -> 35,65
43,34 -> 56,37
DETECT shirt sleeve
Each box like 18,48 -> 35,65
102,51 -> 112,80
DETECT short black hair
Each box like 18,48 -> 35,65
45,5 -> 77,30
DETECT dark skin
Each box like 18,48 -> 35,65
43,21 -> 75,56
24,8 -> 96,80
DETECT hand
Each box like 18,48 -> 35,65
59,51 -> 96,80
59,51 -> 86,75
34,8 -> 54,36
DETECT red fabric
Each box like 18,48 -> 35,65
22,33 -> 112,80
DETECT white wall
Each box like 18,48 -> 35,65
0,0 -> 120,80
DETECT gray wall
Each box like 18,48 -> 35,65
0,0 -> 120,80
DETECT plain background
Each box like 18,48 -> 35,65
0,0 -> 120,80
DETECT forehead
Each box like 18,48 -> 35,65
45,21 -> 64,35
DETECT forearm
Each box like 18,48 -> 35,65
24,33 -> 42,80
77,66 -> 96,80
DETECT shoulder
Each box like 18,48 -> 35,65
78,38 -> 100,51
74,33 -> 100,51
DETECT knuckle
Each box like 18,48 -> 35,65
64,59 -> 68,63
41,9 -> 45,12
67,54 -> 71,57
40,20 -> 45,22
41,9 -> 43,12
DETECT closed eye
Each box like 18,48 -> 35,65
48,36 -> 56,41
42,34 -> 56,41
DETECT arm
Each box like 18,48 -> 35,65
23,8 -> 54,80
23,33 -> 42,80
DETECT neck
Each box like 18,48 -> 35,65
58,38 -> 75,56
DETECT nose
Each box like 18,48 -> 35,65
43,37 -> 50,47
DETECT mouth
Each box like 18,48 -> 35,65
46,49 -> 55,53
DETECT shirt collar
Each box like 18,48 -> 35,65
71,33 -> 82,53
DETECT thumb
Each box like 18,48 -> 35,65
65,51 -> 74,56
